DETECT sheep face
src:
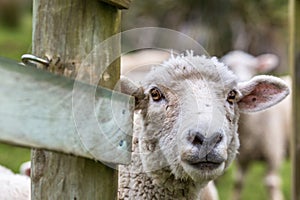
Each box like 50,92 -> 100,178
121,53 -> 289,186
138,77 -> 239,183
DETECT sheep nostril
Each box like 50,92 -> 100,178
211,133 -> 224,148
191,132 -> 205,146
216,134 -> 223,144
193,136 -> 203,146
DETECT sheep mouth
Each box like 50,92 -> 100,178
181,152 -> 225,171
187,161 -> 223,170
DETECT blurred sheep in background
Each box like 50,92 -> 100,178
0,163 -> 31,200
221,50 -> 291,200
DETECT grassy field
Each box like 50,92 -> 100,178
0,12 -> 292,199
217,160 -> 291,200
0,144 -> 31,172
0,13 -> 32,172
0,14 -> 32,61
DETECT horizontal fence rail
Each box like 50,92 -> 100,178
0,57 -> 133,164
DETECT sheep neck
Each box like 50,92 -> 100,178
118,136 -> 203,200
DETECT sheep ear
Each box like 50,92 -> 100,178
256,54 -> 278,73
120,76 -> 146,110
120,76 -> 140,95
237,75 -> 289,113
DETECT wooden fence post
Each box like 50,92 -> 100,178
31,0 -> 124,199
289,0 -> 300,199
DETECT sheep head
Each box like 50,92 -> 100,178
121,53 -> 289,186
221,50 -> 279,81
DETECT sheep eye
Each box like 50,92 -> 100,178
227,90 -> 237,104
150,87 -> 163,101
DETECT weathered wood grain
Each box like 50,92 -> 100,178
31,0 -> 124,199
290,0 -> 300,199
100,0 -> 131,9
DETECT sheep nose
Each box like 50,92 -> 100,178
187,130 -> 224,149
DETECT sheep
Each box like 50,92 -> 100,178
221,50 -> 279,82
121,49 -> 171,83
118,52 -> 289,200
0,164 -> 31,200
201,181 -> 220,200
121,50 -> 220,200
19,161 -> 31,177
221,50 -> 292,200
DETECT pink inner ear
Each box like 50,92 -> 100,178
239,82 -> 284,111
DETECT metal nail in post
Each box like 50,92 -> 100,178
21,54 -> 50,68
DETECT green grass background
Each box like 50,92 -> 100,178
0,14 -> 32,61
217,160 -> 291,200
0,13 -> 292,200
0,14 -> 32,172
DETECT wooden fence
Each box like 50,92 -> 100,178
0,0 -> 132,199
290,0 -> 300,199
31,0 -> 132,199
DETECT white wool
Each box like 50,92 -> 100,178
0,166 -> 30,200
0,165 -> 14,175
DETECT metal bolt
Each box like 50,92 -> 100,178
118,140 -> 127,149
